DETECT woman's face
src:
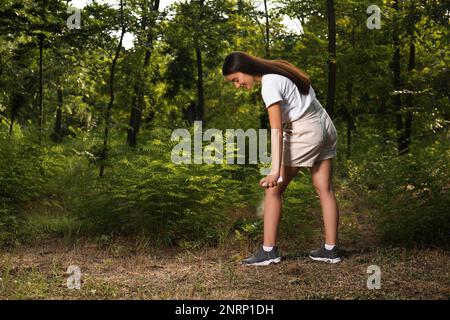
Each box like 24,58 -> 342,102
225,72 -> 257,91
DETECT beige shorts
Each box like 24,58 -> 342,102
282,98 -> 338,167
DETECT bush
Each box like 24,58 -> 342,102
0,208 -> 27,246
345,130 -> 450,246
0,139 -> 47,205
70,127 -> 256,245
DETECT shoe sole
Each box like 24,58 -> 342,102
309,255 -> 341,264
243,257 -> 281,266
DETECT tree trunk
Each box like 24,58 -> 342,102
259,0 -> 271,129
99,0 -> 125,177
194,0 -> 205,123
183,101 -> 196,124
326,0 -> 336,119
392,0 -> 404,155
127,0 -> 160,147
9,93 -> 25,137
8,114 -> 14,137
343,27 -> 356,158
195,45 -> 204,123
51,85 -> 63,142
127,84 -> 141,147
263,0 -> 270,58
401,2 -> 417,155
37,0 -> 47,145
38,32 -> 44,145
402,37 -> 414,155
344,82 -> 357,158
237,0 -> 243,15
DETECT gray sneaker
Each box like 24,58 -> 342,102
309,246 -> 342,264
242,246 -> 281,266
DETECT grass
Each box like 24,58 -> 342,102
0,240 -> 448,300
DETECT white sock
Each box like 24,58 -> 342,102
325,244 -> 336,250
263,245 -> 274,252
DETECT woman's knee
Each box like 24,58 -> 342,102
313,183 -> 334,196
265,185 -> 285,197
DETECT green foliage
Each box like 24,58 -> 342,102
232,218 -> 263,242
0,0 -> 449,251
280,173 -> 320,244
70,128 -> 255,245
0,208 -> 26,247
0,127 -> 49,246
345,129 -> 450,246
0,136 -> 47,205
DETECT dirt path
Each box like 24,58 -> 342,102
0,239 -> 448,300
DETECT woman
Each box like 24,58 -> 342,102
222,51 -> 341,265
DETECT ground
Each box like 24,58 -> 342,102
0,238 -> 448,299
1,175 -> 448,300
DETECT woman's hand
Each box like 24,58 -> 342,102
260,174 -> 282,188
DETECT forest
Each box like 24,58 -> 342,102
0,0 -> 449,300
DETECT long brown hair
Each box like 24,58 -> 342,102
222,51 -> 310,94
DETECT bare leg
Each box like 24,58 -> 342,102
263,165 -> 300,246
309,158 -> 339,245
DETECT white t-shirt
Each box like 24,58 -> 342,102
261,73 -> 316,124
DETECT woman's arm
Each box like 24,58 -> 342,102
260,102 -> 283,188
